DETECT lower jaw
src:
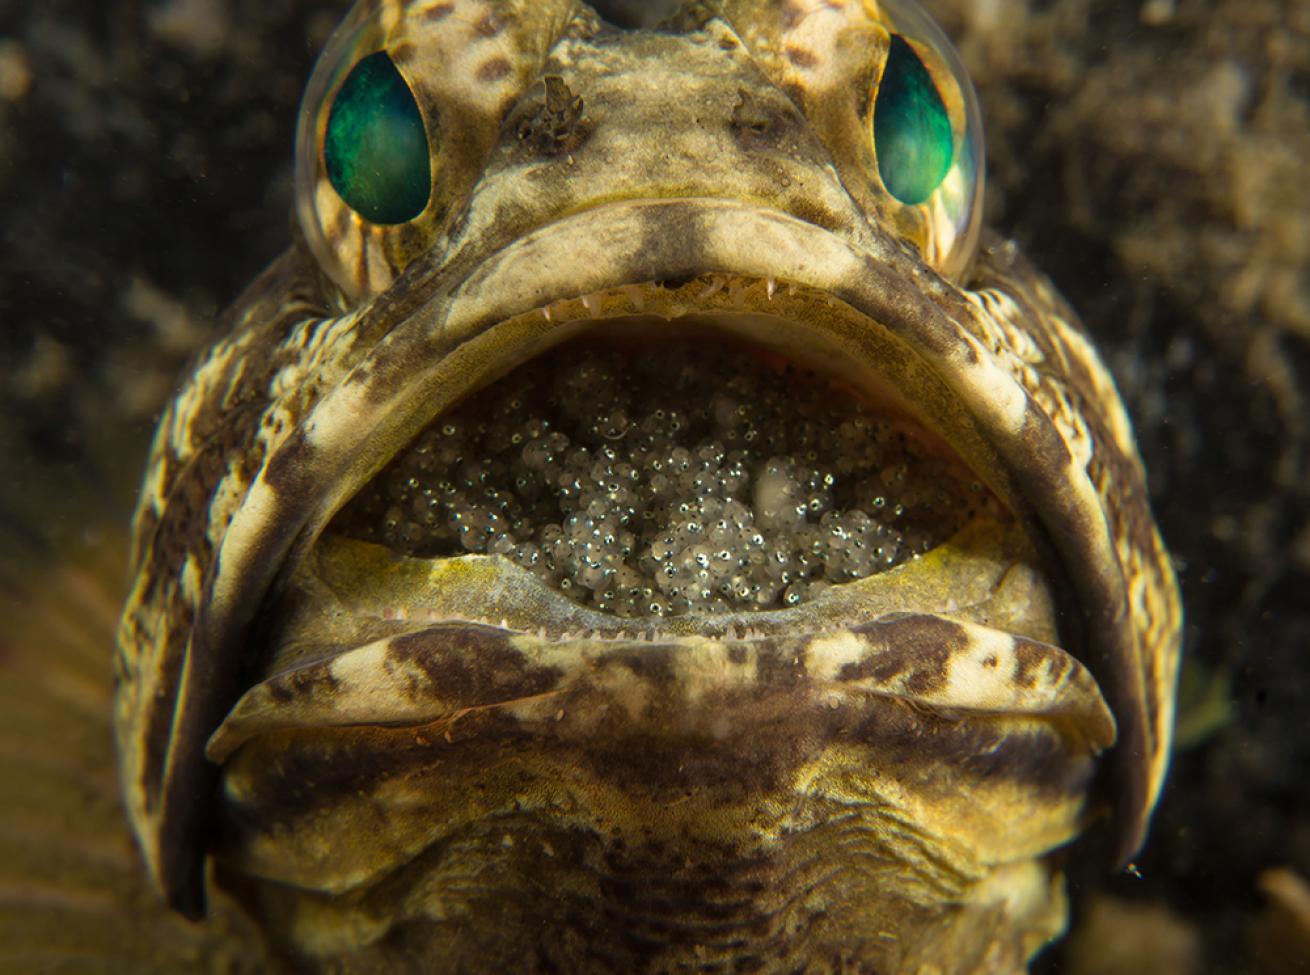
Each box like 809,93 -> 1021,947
211,615 -> 1091,971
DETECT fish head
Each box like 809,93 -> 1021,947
115,2 -> 1182,970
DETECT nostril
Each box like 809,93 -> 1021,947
516,76 -> 589,156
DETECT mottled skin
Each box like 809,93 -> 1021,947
115,1 -> 1182,971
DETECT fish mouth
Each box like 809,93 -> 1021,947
209,195 -> 1117,760
197,200 -> 1117,928
256,276 -> 1069,660
314,315 -> 1026,626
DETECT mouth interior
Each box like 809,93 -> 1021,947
329,330 -> 1003,618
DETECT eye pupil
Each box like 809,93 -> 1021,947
873,34 -> 954,206
325,51 -> 431,224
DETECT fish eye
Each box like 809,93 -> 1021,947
873,34 -> 952,206
324,51 -> 431,225
293,5 -> 446,302
867,0 -> 984,280
293,2 -> 571,302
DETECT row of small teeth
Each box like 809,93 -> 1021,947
538,275 -> 799,322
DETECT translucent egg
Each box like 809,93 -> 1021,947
331,340 -> 999,617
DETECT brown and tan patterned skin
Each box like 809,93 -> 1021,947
114,1 -> 1182,971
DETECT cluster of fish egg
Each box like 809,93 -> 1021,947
334,340 -> 997,617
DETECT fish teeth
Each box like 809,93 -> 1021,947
620,285 -> 646,310
698,276 -> 725,301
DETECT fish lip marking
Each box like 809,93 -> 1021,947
206,614 -> 1113,805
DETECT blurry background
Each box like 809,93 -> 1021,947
1,1 -> 1306,970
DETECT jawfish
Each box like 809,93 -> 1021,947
111,1 -> 1182,970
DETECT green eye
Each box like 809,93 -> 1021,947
873,34 -> 954,206
324,51 -> 431,225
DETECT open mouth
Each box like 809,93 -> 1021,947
203,267 -> 1117,924
328,327 -> 1003,619
240,263 -> 1077,679
221,254 -> 1089,703
247,267 -> 1074,675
